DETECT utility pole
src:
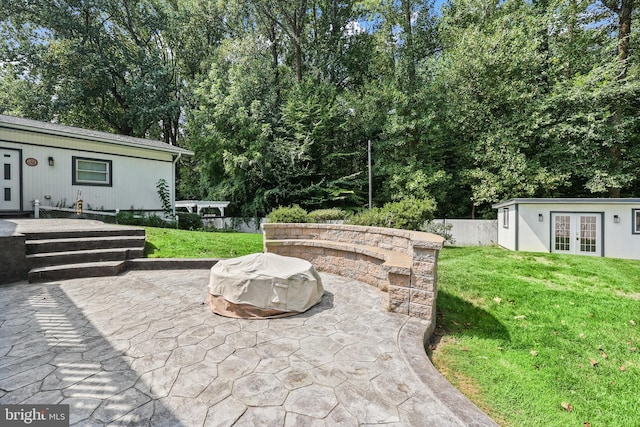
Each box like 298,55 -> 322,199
368,139 -> 372,209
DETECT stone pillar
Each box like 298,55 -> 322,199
387,271 -> 411,315
409,239 -> 443,322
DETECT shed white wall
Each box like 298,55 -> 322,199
517,202 -> 640,260
497,206 -> 517,250
2,140 -> 174,212
517,206 -> 549,252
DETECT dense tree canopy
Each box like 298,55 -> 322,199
2,0 -> 639,217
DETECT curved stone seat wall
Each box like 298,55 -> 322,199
262,223 -> 445,322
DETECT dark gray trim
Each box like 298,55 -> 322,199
515,204 -> 519,251
550,211 -> 604,257
601,212 -> 605,257
548,210 -> 553,253
493,198 -> 640,209
72,156 -> 113,187
633,209 -> 640,235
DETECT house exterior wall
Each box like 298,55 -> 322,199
1,130 -> 175,213
495,199 -> 640,261
517,205 -> 549,253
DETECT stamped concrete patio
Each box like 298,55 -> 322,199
0,268 -> 497,426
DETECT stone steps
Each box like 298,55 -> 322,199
28,261 -> 127,283
26,235 -> 146,254
25,228 -> 146,283
27,247 -> 145,269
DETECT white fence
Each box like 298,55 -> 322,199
205,217 -> 497,246
431,219 -> 497,246
202,217 -> 267,233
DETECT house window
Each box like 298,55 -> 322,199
503,207 -> 509,228
633,209 -> 640,234
72,157 -> 112,186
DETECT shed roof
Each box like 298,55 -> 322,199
0,114 -> 193,156
493,198 -> 640,209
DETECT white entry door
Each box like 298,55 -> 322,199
552,213 -> 602,256
1,148 -> 21,210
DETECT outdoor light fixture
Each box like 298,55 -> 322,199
538,213 -> 543,222
614,214 -> 620,223
48,156 -> 54,166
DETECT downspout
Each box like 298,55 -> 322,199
172,153 -> 182,218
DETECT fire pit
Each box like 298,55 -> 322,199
207,252 -> 324,318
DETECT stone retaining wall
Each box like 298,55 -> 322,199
262,223 -> 445,322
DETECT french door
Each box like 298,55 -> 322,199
551,213 -> 602,256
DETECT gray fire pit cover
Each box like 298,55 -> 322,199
208,252 -> 324,318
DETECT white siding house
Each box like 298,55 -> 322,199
0,115 -> 192,215
494,198 -> 640,260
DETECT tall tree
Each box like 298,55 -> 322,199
601,0 -> 636,197
2,0 -> 182,142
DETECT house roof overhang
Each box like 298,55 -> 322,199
493,198 -> 640,209
0,114 -> 193,156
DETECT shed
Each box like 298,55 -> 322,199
0,115 -> 192,216
493,198 -> 640,260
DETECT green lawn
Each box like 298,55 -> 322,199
431,246 -> 640,427
143,227 -> 264,258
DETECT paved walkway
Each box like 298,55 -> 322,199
0,269 -> 497,426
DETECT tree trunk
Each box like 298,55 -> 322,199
401,0 -> 415,90
269,22 -> 281,104
603,0 -> 634,198
617,0 -> 633,75
293,0 -> 307,82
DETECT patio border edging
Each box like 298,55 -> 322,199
398,318 -> 499,427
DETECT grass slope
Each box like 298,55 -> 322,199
430,247 -> 640,427
143,227 -> 263,258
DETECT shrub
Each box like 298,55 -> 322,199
146,214 -> 171,228
307,208 -> 348,222
116,211 -> 142,226
267,205 -> 309,223
422,221 -> 456,244
348,198 -> 436,231
177,212 -> 203,230
116,211 -> 175,228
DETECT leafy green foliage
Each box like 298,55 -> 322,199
156,179 -> 172,216
1,0 -> 182,141
308,208 -> 349,222
116,212 -> 172,228
423,222 -> 456,244
176,213 -> 203,230
3,0 -> 640,218
267,205 -> 309,223
348,198 -> 436,230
